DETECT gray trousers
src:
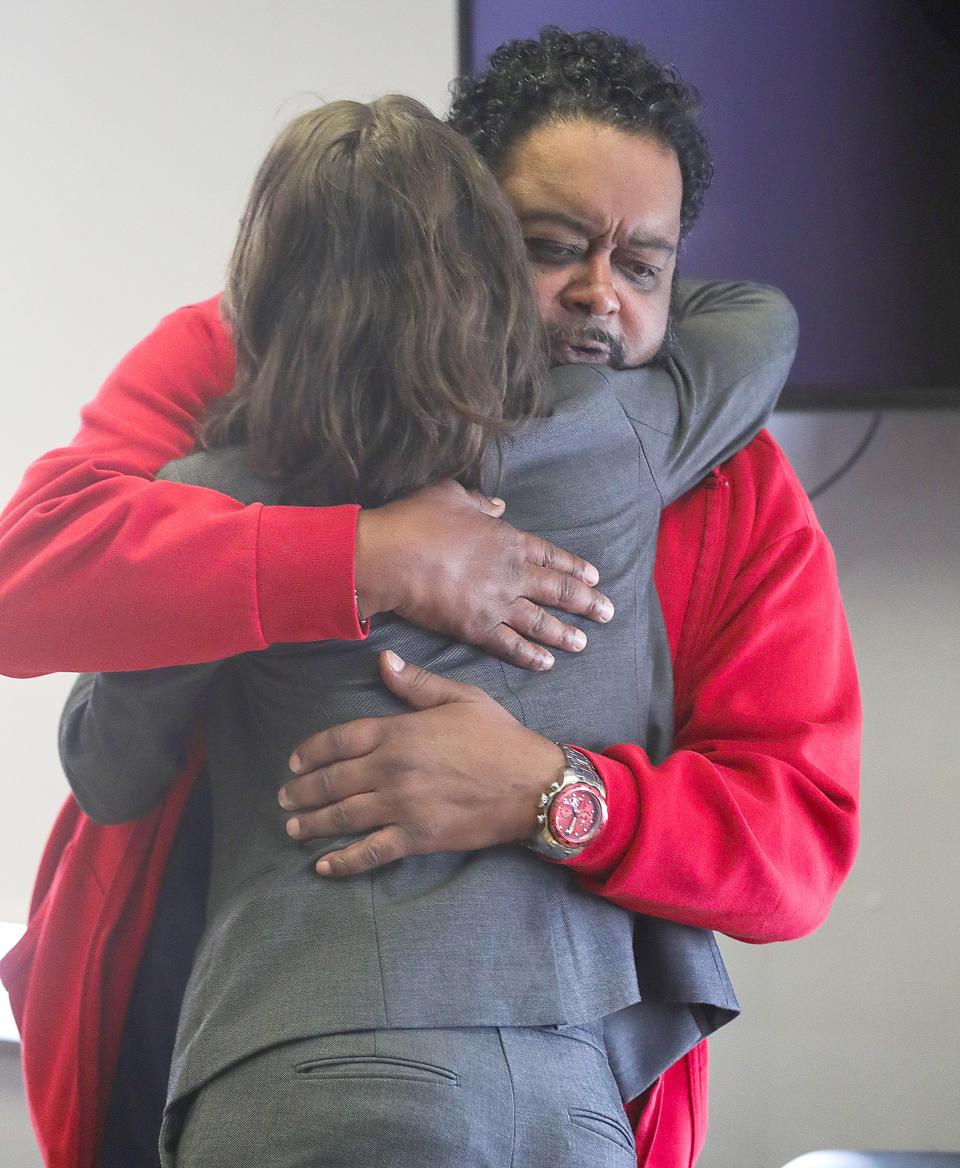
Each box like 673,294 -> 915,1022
162,1024 -> 637,1167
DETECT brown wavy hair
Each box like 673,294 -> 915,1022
204,95 -> 548,507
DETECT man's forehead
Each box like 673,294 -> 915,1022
498,119 -> 683,243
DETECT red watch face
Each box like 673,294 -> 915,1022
549,783 -> 603,845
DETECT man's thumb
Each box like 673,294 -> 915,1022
472,491 -> 506,518
379,651 -> 468,710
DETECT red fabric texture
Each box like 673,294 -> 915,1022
0,302 -> 860,1167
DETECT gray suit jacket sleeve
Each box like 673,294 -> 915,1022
600,279 -> 799,505
59,660 -> 219,824
58,462 -> 232,825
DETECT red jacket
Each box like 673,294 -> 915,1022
0,300 -> 860,1167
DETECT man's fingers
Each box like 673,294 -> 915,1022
314,827 -> 407,878
476,625 -> 555,671
279,757 -> 372,813
378,651 -> 479,710
285,792 -> 383,841
523,562 -> 615,624
288,717 -> 383,777
505,599 -> 588,654
524,533 -> 600,586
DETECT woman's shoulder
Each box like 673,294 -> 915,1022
158,445 -> 280,505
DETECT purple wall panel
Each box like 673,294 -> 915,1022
470,1 -> 960,395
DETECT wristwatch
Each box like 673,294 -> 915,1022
524,745 -> 608,860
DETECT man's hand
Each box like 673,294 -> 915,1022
279,651 -> 565,877
354,480 -> 613,672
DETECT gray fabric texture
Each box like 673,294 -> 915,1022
60,279 -> 797,1110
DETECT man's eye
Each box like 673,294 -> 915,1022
524,239 -> 580,263
620,261 -> 658,286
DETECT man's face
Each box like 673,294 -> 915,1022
498,119 -> 682,368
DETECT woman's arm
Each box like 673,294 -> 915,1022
59,663 -> 219,824
604,279 -> 799,506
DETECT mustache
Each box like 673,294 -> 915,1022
544,324 -> 628,369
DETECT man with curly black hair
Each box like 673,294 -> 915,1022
448,28 -> 713,370
449,27 -> 713,239
443,28 -> 704,377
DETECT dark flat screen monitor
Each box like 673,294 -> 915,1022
462,0 -> 960,409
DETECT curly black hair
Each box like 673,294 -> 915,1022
448,27 -> 713,238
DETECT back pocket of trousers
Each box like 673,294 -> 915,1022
568,1107 -> 635,1152
294,1055 -> 458,1087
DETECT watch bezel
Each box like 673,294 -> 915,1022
524,747 -> 608,860
547,780 -> 607,847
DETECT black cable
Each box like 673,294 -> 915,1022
807,411 -> 884,500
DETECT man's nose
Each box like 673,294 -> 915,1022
560,257 -> 620,317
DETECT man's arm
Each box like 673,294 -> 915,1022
280,436 -> 860,942
567,444 -> 861,942
0,297 -> 606,677
0,298 -> 356,675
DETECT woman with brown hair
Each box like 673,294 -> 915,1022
205,94 -> 548,512
60,95 -> 779,1166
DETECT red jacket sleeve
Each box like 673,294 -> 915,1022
0,297 -> 364,677
567,433 -> 861,943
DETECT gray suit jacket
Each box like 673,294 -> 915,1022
60,279 -> 797,1105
